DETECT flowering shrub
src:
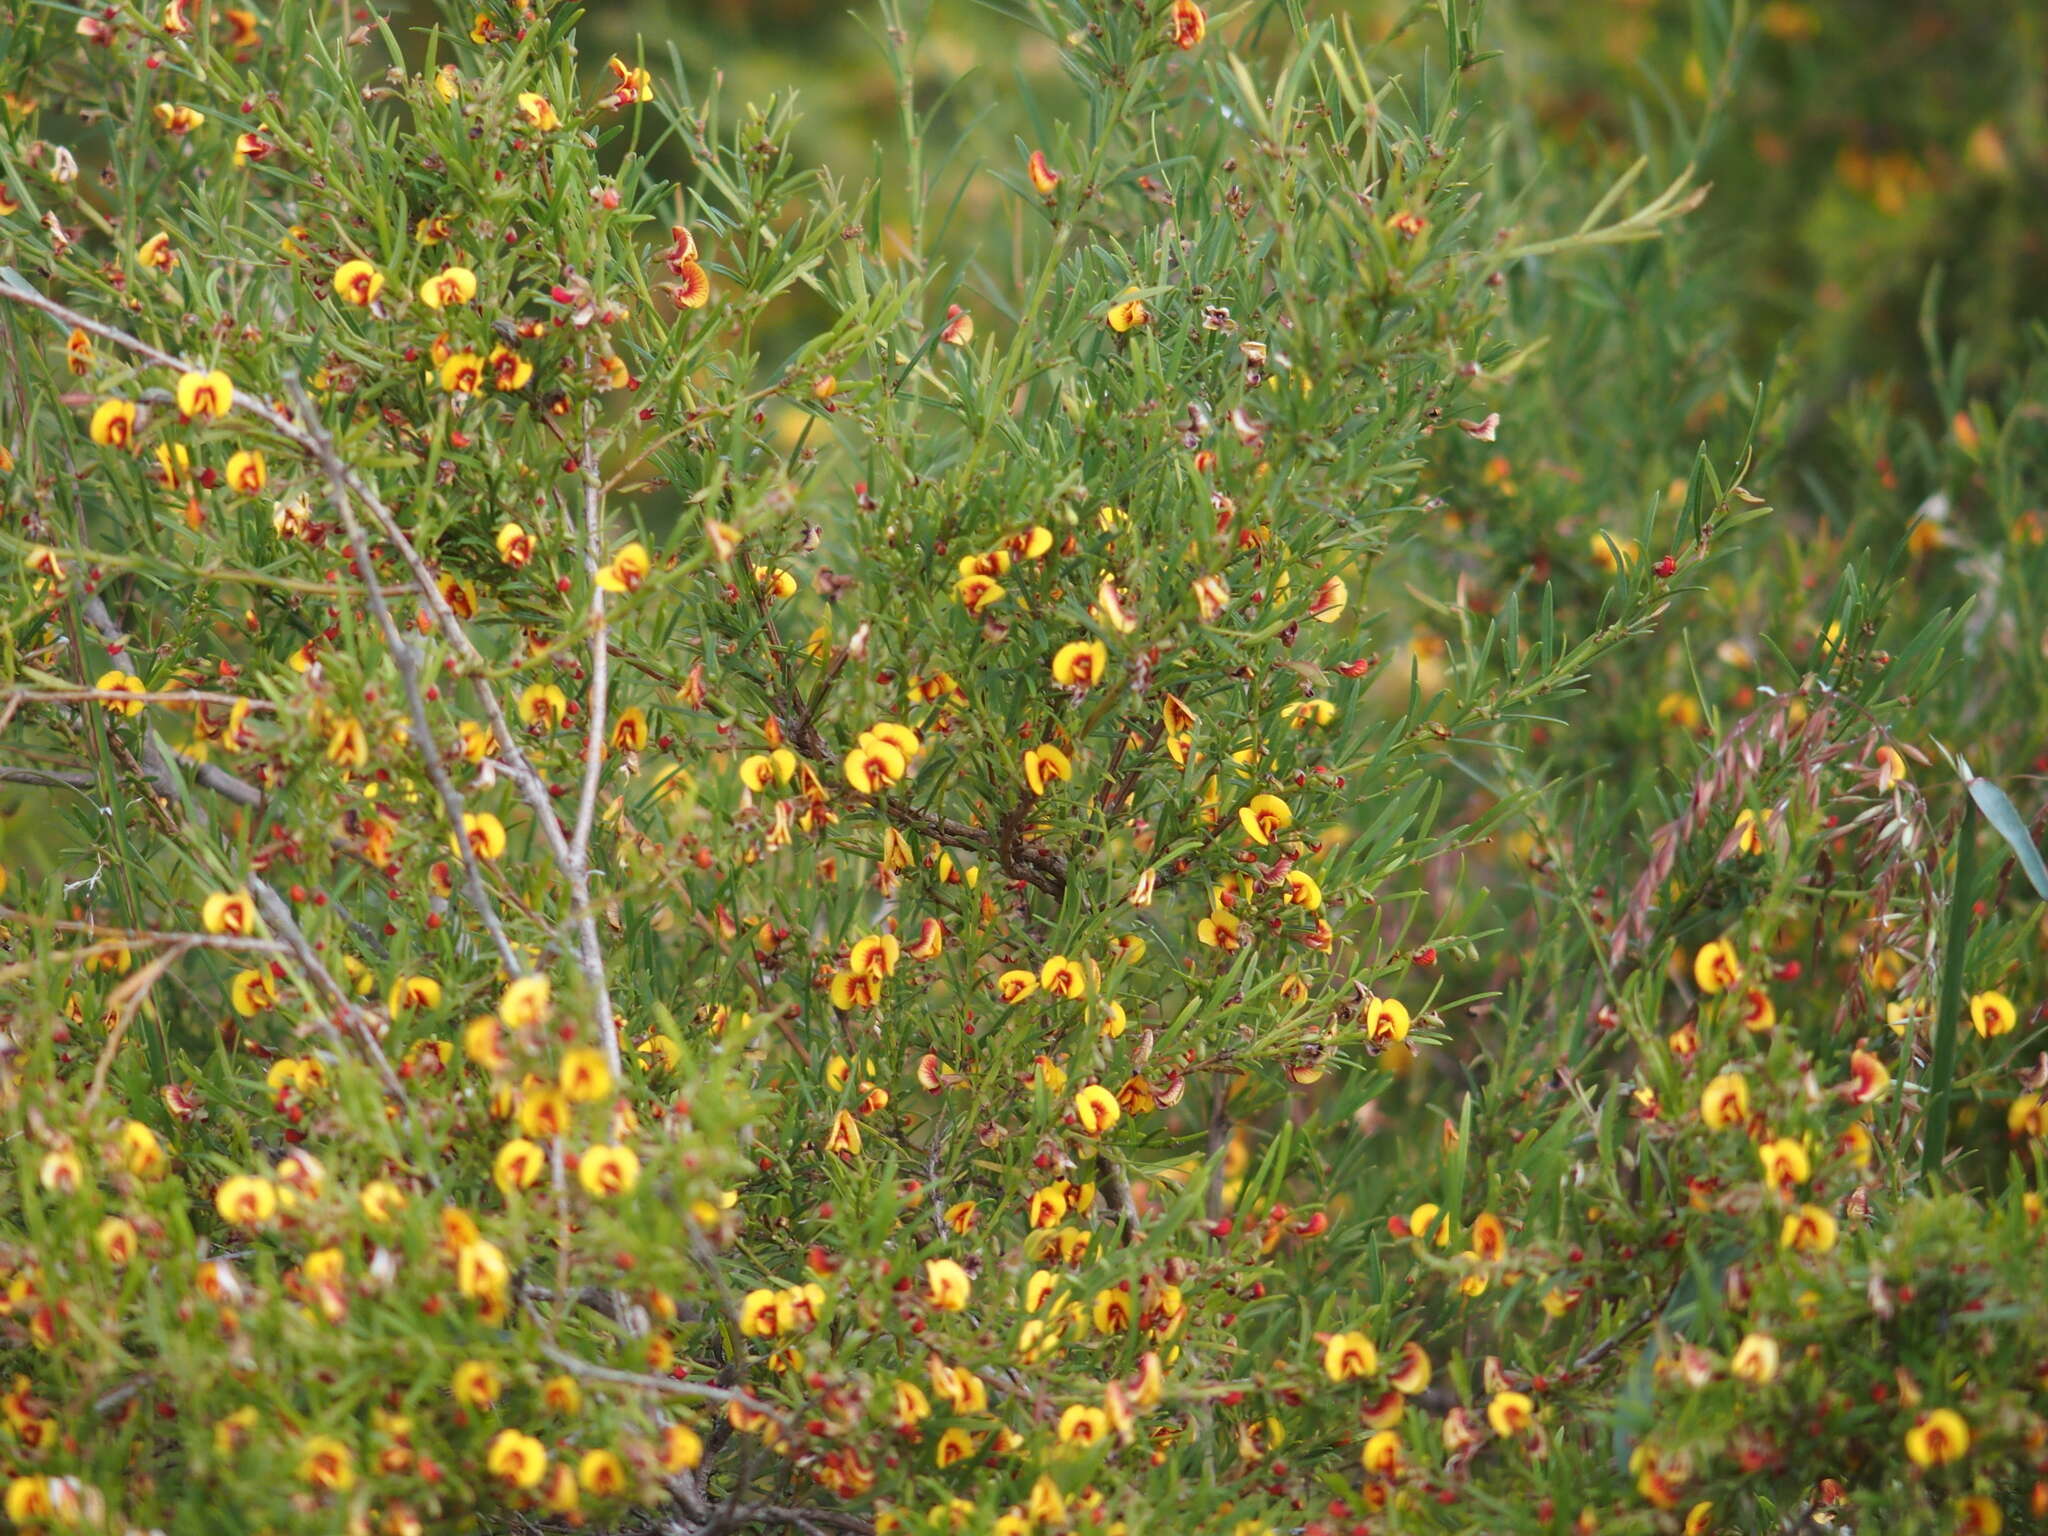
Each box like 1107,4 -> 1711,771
1,2 -> 2046,1535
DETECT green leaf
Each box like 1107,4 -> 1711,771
1966,775 -> 2048,902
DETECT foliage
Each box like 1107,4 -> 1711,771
0,2 -> 2044,1535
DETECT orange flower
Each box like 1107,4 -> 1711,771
1027,150 -> 1061,195
1168,0 -> 1207,48
939,304 -> 974,345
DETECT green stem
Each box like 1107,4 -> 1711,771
1920,799 -> 1979,1185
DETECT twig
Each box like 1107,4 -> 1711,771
285,377 -> 525,980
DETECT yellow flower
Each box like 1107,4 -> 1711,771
1073,1084 -> 1121,1135
1106,291 -> 1150,332
559,1047 -> 612,1103
925,1258 -> 971,1311
95,671 -> 146,716
215,1175 -> 278,1227
578,1448 -> 627,1496
493,1138 -> 545,1194
1309,574 -> 1348,623
439,351 -> 484,393
1757,1136 -> 1809,1188
230,968 -> 277,1016
578,1144 -> 640,1197
997,969 -> 1039,1004
844,738 -> 907,793
1168,0 -> 1206,49
518,683 -> 568,728
595,541 -> 651,593
1486,1391 -> 1534,1438
326,715 -> 369,766
418,266 -> 478,309
1904,1407 -> 1970,1468
1969,989 -> 2017,1037
453,1359 -> 504,1410
1322,1331 -> 1378,1382
604,55 -> 655,106
1057,1405 -> 1110,1446
176,369 -> 233,419
1023,743 -> 1073,795
202,889 -> 256,935
495,522 -> 533,566
153,102 -> 205,133
1692,938 -> 1739,994
119,1120 -> 167,1179
89,398 -> 138,448
137,230 -> 178,271
1051,638 -> 1109,687
1729,1332 -> 1779,1384
1238,793 -> 1292,845
1364,998 -> 1410,1044
516,92 -> 561,130
333,258 -> 384,305
224,448 -> 266,494
487,343 -> 532,391
657,1423 -> 703,1471
486,1429 -> 548,1489
1778,1203 -> 1837,1253
456,811 -> 506,861
1699,1072 -> 1749,1128
297,1434 -> 355,1492
457,1239 -> 510,1299
389,975 -> 442,1015
500,975 -> 552,1029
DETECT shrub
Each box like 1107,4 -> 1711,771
1,2 -> 2044,1535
